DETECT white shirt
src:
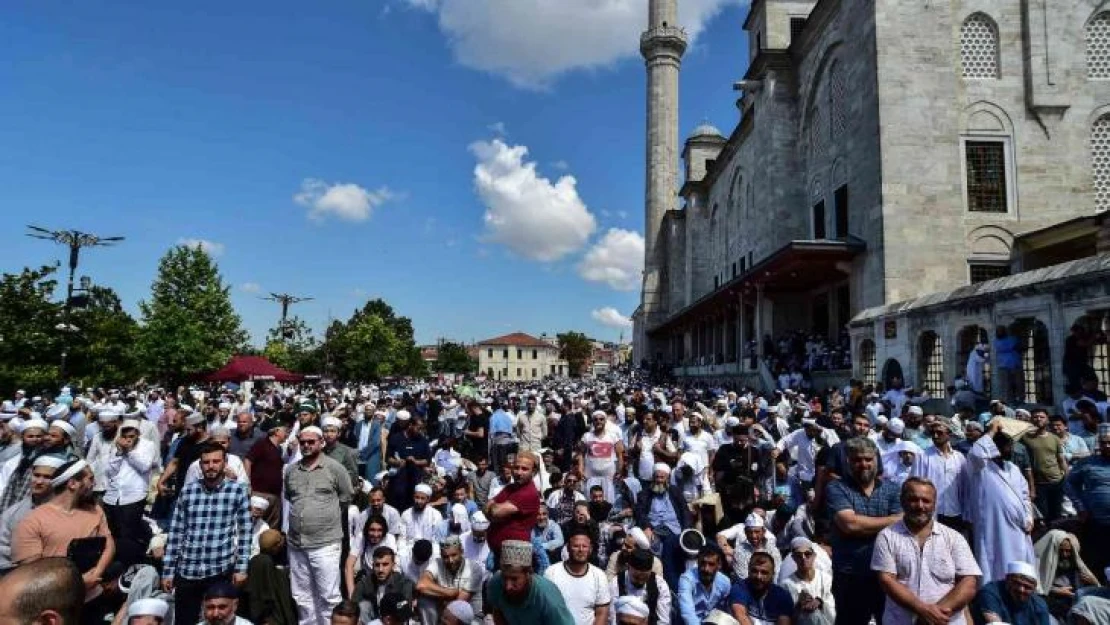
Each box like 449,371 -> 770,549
355,504 -> 404,539
184,453 -> 250,487
775,428 -> 839,482
607,571 -> 672,625
399,506 -> 443,543
915,446 -> 968,518
681,430 -> 717,471
102,438 -> 160,506
635,429 -> 664,481
543,562 -> 611,625
780,569 -> 836,623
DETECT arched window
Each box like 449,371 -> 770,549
1014,319 -> 1053,404
828,61 -> 847,139
859,339 -> 876,385
960,13 -> 1000,79
957,325 -> 992,395
1087,12 -> 1110,79
1073,314 -> 1110,394
1092,113 -> 1110,211
918,331 -> 946,395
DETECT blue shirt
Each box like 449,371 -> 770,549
994,336 -> 1021,369
825,476 -> 901,575
490,410 -> 514,437
728,579 -> 794,625
648,491 -> 682,535
1065,455 -> 1110,525
677,568 -> 731,625
972,580 -> 1051,625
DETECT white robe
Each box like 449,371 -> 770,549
966,348 -> 989,393
964,436 -> 1034,584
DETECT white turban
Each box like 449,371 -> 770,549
1006,560 -> 1037,581
615,596 -> 650,620
21,419 -> 48,433
50,459 -> 89,487
320,416 -> 342,429
887,418 -> 905,435
471,511 -> 490,531
300,426 -> 323,439
49,420 -> 76,439
628,527 -> 651,550
32,454 -> 67,469
250,496 -> 270,511
653,462 -> 671,476
128,597 -> 170,619
414,483 -> 433,496
744,513 -> 765,529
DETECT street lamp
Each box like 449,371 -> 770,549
26,226 -> 125,382
261,293 -> 313,341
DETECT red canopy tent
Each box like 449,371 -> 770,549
202,355 -> 304,383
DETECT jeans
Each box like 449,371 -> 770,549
1034,480 -> 1065,523
832,571 -> 884,625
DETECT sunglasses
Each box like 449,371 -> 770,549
298,438 -> 320,445
792,551 -> 816,558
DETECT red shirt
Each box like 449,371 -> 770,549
487,479 -> 540,554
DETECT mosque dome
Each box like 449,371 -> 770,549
688,122 -> 724,140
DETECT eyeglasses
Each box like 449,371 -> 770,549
792,551 -> 816,558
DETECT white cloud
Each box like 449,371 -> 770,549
551,160 -> 569,170
577,228 -> 644,291
592,306 -> 633,329
470,138 -> 597,261
294,178 -> 396,222
487,121 -> 507,136
401,0 -> 741,89
177,238 -> 225,257
240,282 -> 261,293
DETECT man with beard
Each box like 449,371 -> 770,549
161,442 -> 251,625
560,502 -> 601,564
0,454 -> 65,572
0,418 -> 48,512
546,471 -> 586,525
467,455 -> 495,508
243,422 -> 288,528
815,413 -> 881,511
825,436 -> 902,625
321,415 -> 359,489
401,484 -> 445,543
971,561 -> 1051,625
487,540 -> 575,625
727,552 -> 794,625
385,416 -> 431,511
461,511 -> 491,617
416,536 -> 480,625
712,425 -> 772,507
872,478 -> 980,625
352,546 -> 415,623
518,396 -> 548,454
608,548 -> 671,625
102,420 -> 159,567
0,412 -> 20,464
964,420 -> 1035,584
1022,408 -> 1068,523
485,451 -> 542,568
43,418 -> 79,460
915,418 -> 968,533
285,425 -> 353,625
155,412 -> 210,504
635,464 -> 691,589
198,582 -> 250,625
722,513 -> 781,582
676,545 -> 731,625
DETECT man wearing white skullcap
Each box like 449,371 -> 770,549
720,512 -> 781,582
613,595 -> 650,625
971,559 -> 1051,624
126,596 -> 170,624
605,528 -> 665,580
43,419 -> 77,457
320,415 -> 359,489
0,454 -> 65,570
440,599 -> 474,625
248,495 -> 271,558
0,418 -> 49,512
102,418 -> 161,568
0,410 -> 19,465
416,534 -> 480,625
401,483 -> 444,543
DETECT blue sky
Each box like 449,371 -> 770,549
0,0 -> 749,346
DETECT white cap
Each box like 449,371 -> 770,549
218,402 -> 231,410
906,406 -> 923,416
300,426 -> 323,439
471,511 -> 490,531
451,503 -> 468,524
320,416 -> 342,429
1005,560 -> 1037,581
445,600 -> 474,624
744,513 -> 765,529
653,462 -> 671,476
789,536 -> 814,552
98,409 -> 121,423
887,418 -> 905,435
45,404 -> 70,420
415,483 -> 433,496
629,527 -> 651,549
802,417 -> 818,427
396,410 -> 411,422
614,596 -> 650,619
32,454 -> 68,469
21,419 -> 48,433
250,496 -> 270,511
184,412 -> 205,426
128,597 -> 170,619
49,420 -> 76,439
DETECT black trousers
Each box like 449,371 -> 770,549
103,500 -> 149,568
175,573 -> 230,625
832,571 -> 885,625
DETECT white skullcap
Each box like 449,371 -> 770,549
50,459 -> 89,487
653,462 -> 671,476
591,410 -> 607,419
395,409 -> 411,422
725,416 -> 740,428
218,402 -> 231,410
299,426 -> 323,439
887,418 -> 905,435
876,415 -> 889,426
789,536 -> 813,551
471,511 -> 490,531
128,597 -> 170,619
320,416 -> 342,429
32,454 -> 67,469
209,425 -> 230,438
1014,408 -> 1032,420
702,609 -> 740,625
49,420 -> 76,439
451,503 -> 468,523
445,600 -> 474,624
615,596 -> 650,620
802,417 -> 818,427
744,513 -> 765,529
1006,560 -> 1037,580
629,527 -> 651,550
120,419 -> 142,432
414,483 -> 433,496
21,418 -> 48,433
45,404 -> 70,420
184,412 -> 205,426
98,409 -> 121,423
906,405 -> 923,416
250,496 -> 270,511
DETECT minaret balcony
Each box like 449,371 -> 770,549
640,26 -> 688,57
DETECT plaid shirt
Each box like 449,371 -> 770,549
163,477 -> 251,581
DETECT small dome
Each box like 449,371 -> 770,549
689,122 -> 724,139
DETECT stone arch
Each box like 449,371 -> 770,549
1086,8 -> 1110,79
967,225 -> 1014,259
800,41 -> 845,154
961,101 -> 1015,135
1091,110 -> 1110,211
881,358 -> 904,388
1011,318 -> 1053,405
829,158 -> 847,188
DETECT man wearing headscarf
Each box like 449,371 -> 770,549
0,419 -> 48,512
1031,529 -> 1100,620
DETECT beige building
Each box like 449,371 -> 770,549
477,332 -> 568,381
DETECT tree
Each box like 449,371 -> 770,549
434,342 -> 475,374
263,316 -> 321,373
0,265 -> 64,394
136,245 -> 248,385
66,285 -> 141,387
320,298 -> 425,380
558,331 -> 593,377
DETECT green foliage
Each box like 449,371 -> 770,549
65,285 -> 141,388
0,265 -> 63,394
558,331 -> 592,377
433,341 -> 475,374
263,316 -> 321,373
137,245 -> 248,385
321,298 -> 424,380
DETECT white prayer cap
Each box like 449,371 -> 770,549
49,420 -> 76,439
744,513 -> 765,529
725,416 -> 740,428
876,415 -> 889,426
801,417 -> 818,427
128,597 -> 170,619
887,418 -> 905,435
50,459 -> 89,487
715,398 -> 728,407
209,425 -> 230,438
320,416 -> 342,429
445,600 -> 474,624
702,610 -> 740,625
1005,560 -> 1037,581
1014,408 -> 1032,420
789,536 -> 813,552
250,496 -> 270,510
299,426 -> 323,439
395,410 -> 411,422
98,409 -> 121,423
591,410 -> 607,419
653,462 -> 671,476
120,419 -> 142,432
184,412 -> 205,426
471,511 -> 490,531
628,527 -> 651,550
615,596 -> 650,620
45,404 -> 69,420
906,406 -> 924,416
218,402 -> 231,410
414,483 -> 433,496
32,454 -> 67,469
451,503 -> 468,523
21,419 -> 48,433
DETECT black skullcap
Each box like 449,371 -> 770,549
204,581 -> 238,600
629,548 -> 654,571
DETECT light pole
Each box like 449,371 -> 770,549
261,293 -> 313,342
26,226 -> 124,382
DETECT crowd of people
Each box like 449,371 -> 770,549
0,375 -> 1107,625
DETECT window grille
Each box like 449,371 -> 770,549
918,331 -> 946,395
1087,12 -> 1110,79
1015,319 -> 1053,405
961,14 -> 1000,79
1092,113 -> 1110,211
957,326 -> 991,395
859,339 -> 876,385
965,141 -> 1008,212
1075,314 -> 1110,395
969,263 -> 1011,284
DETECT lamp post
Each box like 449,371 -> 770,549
26,226 -> 124,382
261,293 -> 313,342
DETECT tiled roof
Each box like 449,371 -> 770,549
477,332 -> 553,348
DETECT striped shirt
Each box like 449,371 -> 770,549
870,520 -> 981,625
163,477 -> 251,581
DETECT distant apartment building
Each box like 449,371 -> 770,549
477,332 -> 568,381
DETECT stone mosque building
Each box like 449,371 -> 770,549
632,0 -> 1110,408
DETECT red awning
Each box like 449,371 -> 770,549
202,355 -> 304,383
